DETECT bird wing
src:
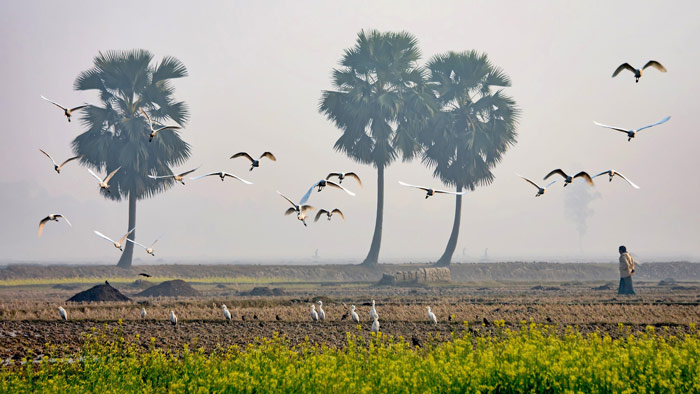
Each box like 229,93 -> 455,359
69,105 -> 87,112
635,116 -> 670,132
398,181 -> 431,193
573,171 -> 595,186
345,172 -> 362,187
299,182 -> 320,205
149,234 -> 164,248
326,180 -> 356,196
58,156 -> 81,169
94,230 -> 116,244
614,172 -> 641,189
55,214 -> 71,227
127,238 -> 148,249
545,180 -> 557,188
260,152 -> 276,161
331,209 -> 345,220
178,167 -> 199,177
612,63 -> 635,77
119,227 -> 136,243
516,174 -> 542,190
326,172 -> 341,180
153,125 -> 181,134
104,166 -> 121,183
39,149 -> 57,166
38,217 -> 50,237
643,60 -> 666,72
223,173 -> 253,184
277,192 -> 298,208
314,210 -> 328,222
87,168 -> 104,182
148,174 -> 175,179
543,169 -> 568,181
138,273 -> 151,277
230,152 -> 254,162
190,172 -> 220,180
300,205 -> 315,214
434,189 -> 467,195
139,108 -> 153,128
41,95 -> 66,110
592,170 -> 612,179
593,121 -> 630,133
284,207 -> 297,216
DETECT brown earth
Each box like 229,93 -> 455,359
136,280 -> 200,297
66,282 -> 131,302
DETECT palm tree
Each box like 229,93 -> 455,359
319,30 -> 435,267
72,50 -> 191,268
421,51 -> 519,266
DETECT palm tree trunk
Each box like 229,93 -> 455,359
116,194 -> 136,268
435,185 -> 462,267
361,165 -> 384,267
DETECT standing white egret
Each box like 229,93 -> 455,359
170,310 -> 178,326
58,306 -> 67,321
317,301 -> 326,321
427,307 -> 437,325
230,152 -> 277,171
39,150 -> 81,174
140,109 -> 182,142
310,305 -> 319,322
369,300 -> 379,321
612,60 -> 666,83
593,116 -> 670,142
222,305 -> 232,322
87,167 -> 121,193
350,305 -> 360,323
141,308 -> 147,319
299,179 -> 355,205
41,95 -> 87,122
592,170 -> 640,189
516,174 -> 556,197
398,181 -> 467,199
38,214 -> 72,237
94,228 -> 135,252
371,317 -> 380,332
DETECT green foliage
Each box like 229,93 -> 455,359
3,324 -> 699,393
72,49 -> 191,201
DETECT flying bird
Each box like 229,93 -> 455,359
39,150 -> 81,174
148,167 -> 199,185
230,152 -> 276,171
371,317 -> 380,332
93,228 -> 135,251
41,95 -> 86,122
592,170 -> 640,189
314,209 -> 344,222
612,61 -> 666,83
38,214 -> 71,237
350,305 -> 360,323
398,181 -> 467,199
427,307 -> 438,325
138,273 -> 152,278
87,167 -> 121,193
140,109 -> 181,142
127,235 -> 162,256
299,180 -> 355,205
141,308 -> 147,319
58,306 -> 67,321
310,305 -> 319,322
516,174 -> 557,197
317,301 -> 326,321
326,172 -> 362,187
593,116 -> 670,142
544,169 -> 594,187
190,171 -> 253,184
170,310 -> 178,326
278,191 -> 315,227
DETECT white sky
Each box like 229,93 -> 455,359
1,1 -> 698,264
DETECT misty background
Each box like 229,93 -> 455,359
1,1 -> 698,264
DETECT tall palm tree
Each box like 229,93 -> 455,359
421,51 -> 519,266
72,50 -> 191,268
319,30 -> 435,267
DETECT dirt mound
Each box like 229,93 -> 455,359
66,282 -> 131,302
592,282 -> 614,291
136,280 -> 200,297
530,285 -> 560,291
239,287 -> 287,296
658,278 -> 677,286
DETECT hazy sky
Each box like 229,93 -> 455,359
1,1 -> 698,264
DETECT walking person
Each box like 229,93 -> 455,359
618,245 -> 636,295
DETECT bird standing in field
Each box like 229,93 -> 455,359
87,167 -> 121,193
93,228 -> 135,252
299,179 -> 355,205
41,95 -> 87,122
148,167 -> 199,185
39,150 -> 81,174
190,171 -> 253,184
222,305 -> 232,323
58,306 -> 67,321
38,214 -> 71,237
314,209 -> 344,222
141,308 -> 147,319
612,61 -> 666,83
278,191 -> 315,227
310,305 -> 319,322
592,170 -> 640,189
127,235 -> 162,256
326,172 -> 362,186
230,152 -> 276,171
369,300 -> 379,321
170,310 -> 178,326
140,109 -> 181,142
350,305 -> 360,323
516,174 -> 557,197
371,317 -> 380,332
317,301 -> 326,321
593,116 -> 671,142
544,169 -> 594,187
427,307 -> 438,325
398,181 -> 467,199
